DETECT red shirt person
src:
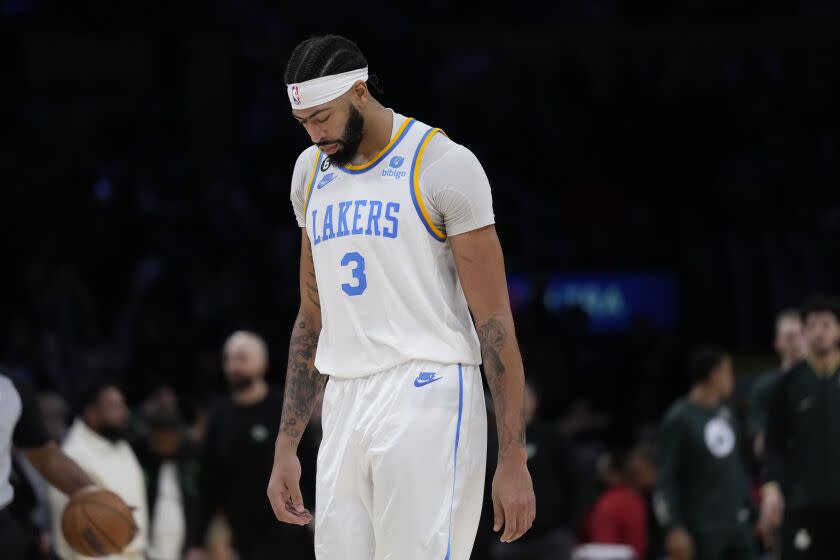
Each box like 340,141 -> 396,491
585,452 -> 648,559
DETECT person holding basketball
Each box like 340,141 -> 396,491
47,380 -> 146,559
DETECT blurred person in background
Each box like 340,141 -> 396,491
748,310 -> 805,459
761,296 -> 840,559
48,380 -> 148,560
132,405 -> 201,560
624,446 -> 663,560
38,394 -> 69,444
186,331 -> 313,560
0,371 -> 101,559
585,450 -> 647,559
654,348 -> 756,560
9,392 -> 69,559
489,381 -> 580,560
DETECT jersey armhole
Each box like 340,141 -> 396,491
303,149 -> 324,219
409,128 -> 447,242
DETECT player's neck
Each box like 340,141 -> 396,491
807,349 -> 840,374
352,103 -> 393,165
689,385 -> 721,409
232,378 -> 268,406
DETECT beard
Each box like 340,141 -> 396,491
227,373 -> 256,393
317,104 -> 365,167
97,425 -> 127,443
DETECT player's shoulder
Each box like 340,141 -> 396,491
410,120 -> 481,174
0,370 -> 28,397
291,145 -> 321,198
662,398 -> 692,425
294,145 -> 320,173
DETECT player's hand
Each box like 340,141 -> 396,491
759,483 -> 785,545
267,447 -> 313,526
491,454 -> 536,543
665,527 -> 694,560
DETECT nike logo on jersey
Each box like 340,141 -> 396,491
317,173 -> 336,190
414,371 -> 442,387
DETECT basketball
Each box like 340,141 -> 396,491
61,488 -> 136,557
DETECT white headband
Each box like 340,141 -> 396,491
287,67 -> 369,110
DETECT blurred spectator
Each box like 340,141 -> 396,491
488,381 -> 580,560
8,392 -> 69,559
624,446 -> 663,560
187,331 -> 314,560
1,371 -> 96,560
748,309 -> 805,459
654,347 -> 756,560
585,451 -> 647,559
761,296 -> 840,559
38,394 -> 69,444
10,448 -> 59,560
48,381 -> 148,560
132,406 -> 201,560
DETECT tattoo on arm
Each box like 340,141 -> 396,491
477,318 -> 506,378
280,241 -> 324,444
305,271 -> 320,309
478,317 -> 526,456
303,241 -> 321,310
280,319 -> 325,444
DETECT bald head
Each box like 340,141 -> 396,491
223,331 -> 269,391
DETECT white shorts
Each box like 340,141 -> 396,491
315,360 -> 487,560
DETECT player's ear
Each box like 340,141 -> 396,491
352,81 -> 370,110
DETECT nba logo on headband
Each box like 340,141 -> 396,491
287,67 -> 369,110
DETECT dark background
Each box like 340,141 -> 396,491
2,0 -> 840,460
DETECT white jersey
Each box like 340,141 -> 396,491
290,111 -> 494,378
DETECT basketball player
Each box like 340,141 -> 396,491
266,35 -> 536,560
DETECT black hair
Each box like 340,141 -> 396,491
800,295 -> 840,324
284,34 -> 384,98
145,406 -> 183,431
77,378 -> 119,413
688,346 -> 729,385
604,449 -> 629,473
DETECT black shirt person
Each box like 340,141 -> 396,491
747,309 -> 805,460
761,295 -> 840,559
186,332 -> 314,560
0,371 -> 95,557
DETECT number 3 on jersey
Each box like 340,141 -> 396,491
341,252 -> 367,296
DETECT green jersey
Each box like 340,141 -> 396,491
654,398 -> 753,534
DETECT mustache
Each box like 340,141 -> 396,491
316,139 -> 345,147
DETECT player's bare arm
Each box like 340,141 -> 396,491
449,224 -> 536,543
267,230 -> 325,526
22,441 -> 95,495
